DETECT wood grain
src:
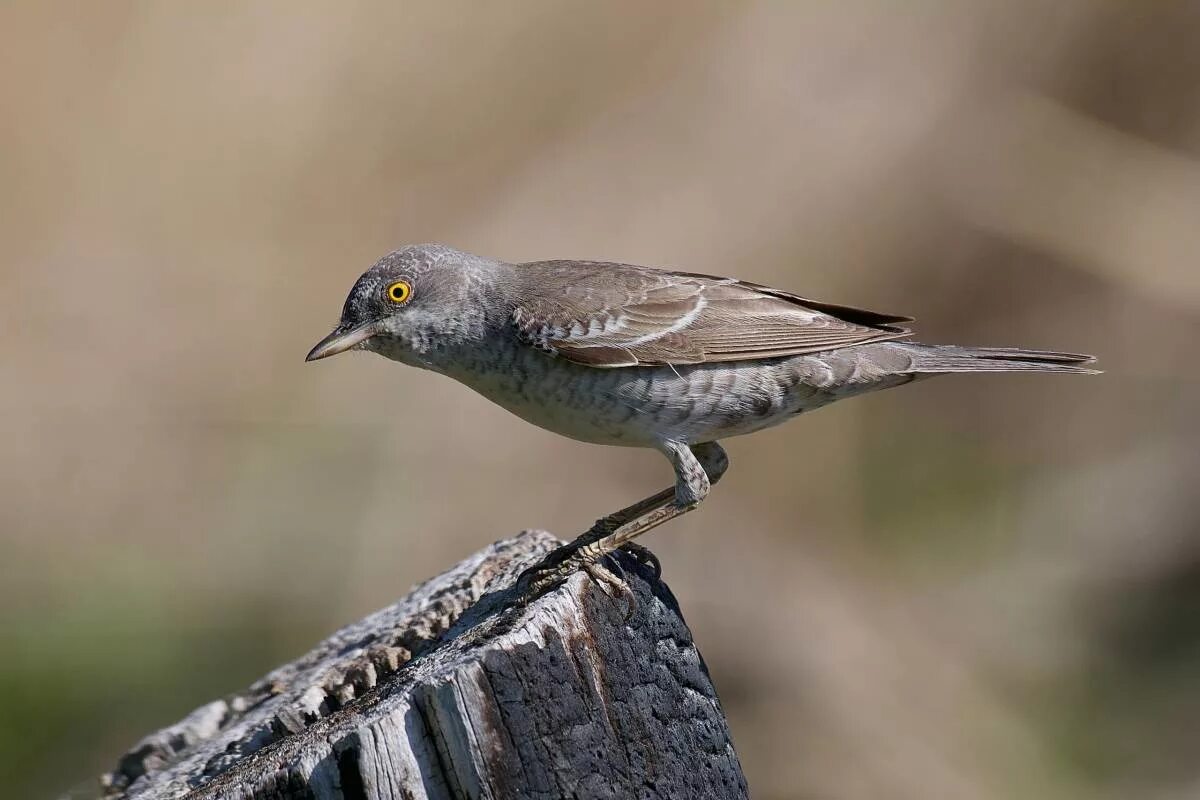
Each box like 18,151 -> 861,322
94,532 -> 746,800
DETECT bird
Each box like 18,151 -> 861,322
306,243 -> 1097,597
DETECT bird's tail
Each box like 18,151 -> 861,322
896,343 -> 1100,375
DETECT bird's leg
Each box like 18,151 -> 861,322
593,485 -> 682,577
515,442 -> 728,599
511,488 -> 675,595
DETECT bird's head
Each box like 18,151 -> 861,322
306,244 -> 503,368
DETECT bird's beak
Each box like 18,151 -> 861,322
305,322 -> 378,362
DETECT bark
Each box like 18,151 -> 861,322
93,531 -> 747,800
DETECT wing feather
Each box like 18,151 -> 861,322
513,260 -> 912,368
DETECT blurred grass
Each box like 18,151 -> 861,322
1053,555 -> 1200,789
0,585 -> 314,794
860,421 -> 1019,572
2,2 -> 1199,799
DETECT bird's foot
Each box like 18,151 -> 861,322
513,543 -> 633,605
618,542 -> 661,579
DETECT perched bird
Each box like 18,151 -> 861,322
307,244 -> 1097,595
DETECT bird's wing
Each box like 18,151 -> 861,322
511,261 -> 914,368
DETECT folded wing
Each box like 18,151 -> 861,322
512,260 -> 913,368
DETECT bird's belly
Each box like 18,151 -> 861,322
443,349 -> 834,447
451,360 -> 667,447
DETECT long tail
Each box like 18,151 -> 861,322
895,343 -> 1100,374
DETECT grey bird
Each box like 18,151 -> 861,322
306,244 -> 1097,595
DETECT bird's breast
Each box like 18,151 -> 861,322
431,339 -> 833,447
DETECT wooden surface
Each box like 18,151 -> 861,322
94,531 -> 747,800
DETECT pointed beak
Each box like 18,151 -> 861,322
305,322 -> 379,362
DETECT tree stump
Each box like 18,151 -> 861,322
93,531 -> 747,800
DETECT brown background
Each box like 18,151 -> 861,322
3,3 -> 1199,798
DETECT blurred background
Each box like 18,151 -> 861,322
3,2 -> 1199,798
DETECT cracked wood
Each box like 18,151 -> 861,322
91,531 -> 748,800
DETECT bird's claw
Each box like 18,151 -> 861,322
618,542 -> 661,579
513,547 -> 574,600
585,559 -> 629,599
514,546 -> 636,610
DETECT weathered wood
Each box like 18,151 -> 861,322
95,531 -> 747,800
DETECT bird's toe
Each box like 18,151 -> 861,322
618,542 -> 661,579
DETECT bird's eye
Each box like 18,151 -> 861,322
386,280 -> 412,304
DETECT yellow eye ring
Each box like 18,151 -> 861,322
386,280 -> 412,304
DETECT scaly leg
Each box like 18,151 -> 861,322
515,441 -> 729,599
